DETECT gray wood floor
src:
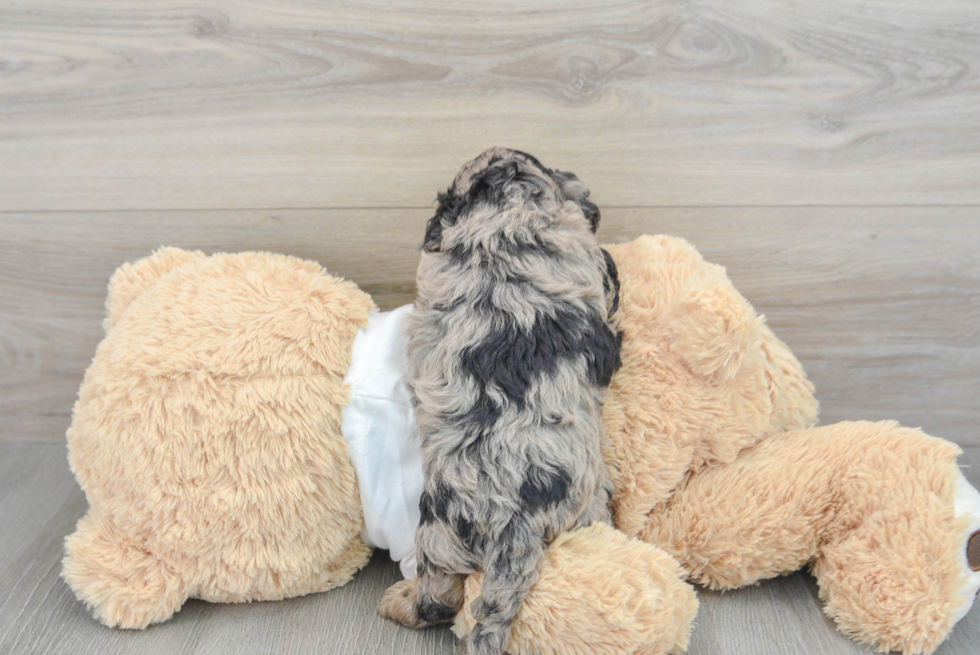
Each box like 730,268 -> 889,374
1,443 -> 978,655
2,0 -> 980,653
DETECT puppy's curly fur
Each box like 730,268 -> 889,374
392,148 -> 622,655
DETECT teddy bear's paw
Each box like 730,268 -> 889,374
61,512 -> 189,629
950,469 -> 980,627
378,577 -> 437,629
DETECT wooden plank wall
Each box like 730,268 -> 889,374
1,1 -> 978,444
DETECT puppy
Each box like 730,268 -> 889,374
381,148 -> 621,655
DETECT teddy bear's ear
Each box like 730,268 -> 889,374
664,266 -> 764,381
104,247 -> 206,332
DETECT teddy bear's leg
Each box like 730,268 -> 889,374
62,511 -> 190,629
452,523 -> 698,655
640,421 -> 977,654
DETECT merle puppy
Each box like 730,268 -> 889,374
379,148 -> 621,655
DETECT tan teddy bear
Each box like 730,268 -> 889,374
62,236 -> 980,655
451,235 -> 980,654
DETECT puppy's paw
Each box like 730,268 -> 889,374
468,622 -> 509,655
378,578 -> 433,629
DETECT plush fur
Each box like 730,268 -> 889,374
641,420 -> 968,655
453,235 -> 976,655
599,235 -> 820,537
63,237 -> 977,655
453,522 -> 698,655
402,149 -> 621,655
63,248 -> 375,628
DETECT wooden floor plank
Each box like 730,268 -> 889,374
2,208 -> 976,445
1,444 -> 977,654
1,0 -> 979,210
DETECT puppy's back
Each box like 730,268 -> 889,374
408,149 -> 620,655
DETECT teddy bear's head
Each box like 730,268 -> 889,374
63,248 -> 376,628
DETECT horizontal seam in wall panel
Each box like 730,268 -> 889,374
2,204 -> 980,214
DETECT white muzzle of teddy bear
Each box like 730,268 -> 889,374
952,469 -> 980,625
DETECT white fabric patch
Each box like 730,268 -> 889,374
951,468 -> 980,627
341,304 -> 422,579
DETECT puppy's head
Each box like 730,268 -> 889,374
422,148 -> 600,253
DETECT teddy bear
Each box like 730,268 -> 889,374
61,243 -> 697,655
61,236 -> 980,655
451,235 -> 980,655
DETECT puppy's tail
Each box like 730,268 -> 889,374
468,519 -> 544,655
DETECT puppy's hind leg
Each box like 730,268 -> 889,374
469,517 -> 544,655
415,551 -> 466,626
377,566 -> 465,629
378,577 -> 427,628
380,521 -> 467,628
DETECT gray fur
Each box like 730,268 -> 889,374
404,148 -> 621,655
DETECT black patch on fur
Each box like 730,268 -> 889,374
432,296 -> 464,313
509,149 -> 549,172
422,184 -> 467,252
444,241 -> 475,267
418,491 -> 436,525
583,314 -> 622,388
519,465 -> 571,512
498,232 -> 560,259
457,305 -> 622,424
457,307 -> 577,407
474,598 -> 501,620
552,167 -> 600,230
419,482 -> 455,525
416,601 -> 458,624
601,248 -> 620,316
455,515 -> 480,552
580,197 -> 600,232
468,162 -> 517,209
423,163 -> 513,253
416,552 -> 431,576
453,391 -> 502,427
432,482 -> 454,522
422,213 -> 445,252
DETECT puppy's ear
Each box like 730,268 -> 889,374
423,188 -> 464,253
422,214 -> 443,252
600,248 -> 620,318
554,170 -> 600,231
